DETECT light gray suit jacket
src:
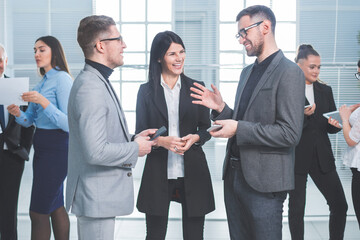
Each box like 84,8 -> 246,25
213,50 -> 305,193
66,64 -> 139,218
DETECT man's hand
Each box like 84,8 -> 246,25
135,129 -> 157,139
190,83 -> 225,113
210,119 -> 238,138
7,104 -> 21,117
135,135 -> 155,157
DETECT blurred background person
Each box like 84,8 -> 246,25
135,31 -> 215,240
0,43 -> 35,240
7,36 -> 72,240
329,59 -> 360,229
288,44 -> 348,240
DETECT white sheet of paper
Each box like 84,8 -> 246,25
0,77 -> 29,105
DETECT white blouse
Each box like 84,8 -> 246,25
343,107 -> 360,171
161,75 -> 184,179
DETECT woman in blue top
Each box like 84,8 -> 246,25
8,36 -> 72,240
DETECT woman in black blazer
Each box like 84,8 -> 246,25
288,44 -> 348,240
135,31 -> 215,240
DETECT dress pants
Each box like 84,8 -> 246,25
77,215 -> 115,240
224,159 -> 287,240
0,151 -> 25,240
288,154 -> 348,240
351,168 -> 360,229
145,178 -> 205,240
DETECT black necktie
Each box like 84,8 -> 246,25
0,105 -> 5,130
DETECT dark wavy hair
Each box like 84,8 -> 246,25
148,31 -> 186,90
294,44 -> 320,63
236,5 -> 276,34
35,36 -> 70,76
357,59 -> 360,68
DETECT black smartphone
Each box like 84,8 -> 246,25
150,126 -> 167,140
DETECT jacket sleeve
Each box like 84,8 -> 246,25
326,86 -> 341,134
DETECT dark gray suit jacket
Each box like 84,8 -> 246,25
213,50 -> 305,193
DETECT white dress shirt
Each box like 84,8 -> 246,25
305,83 -> 315,106
161,75 -> 184,179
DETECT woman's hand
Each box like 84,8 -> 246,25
7,104 -> 21,117
328,117 -> 342,129
157,136 -> 186,155
304,103 -> 316,116
339,104 -> 351,123
22,91 -> 50,109
176,134 -> 200,154
348,103 -> 360,113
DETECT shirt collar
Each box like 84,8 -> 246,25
44,67 -> 60,78
85,59 -> 113,80
254,50 -> 280,68
160,75 -> 182,90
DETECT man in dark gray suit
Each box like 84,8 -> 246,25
66,15 -> 156,240
0,43 -> 34,239
191,5 -> 305,240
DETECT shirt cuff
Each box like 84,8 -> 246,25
42,102 -> 57,118
16,111 -> 27,123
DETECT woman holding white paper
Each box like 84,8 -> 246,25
7,35 -> 72,240
288,44 -> 347,240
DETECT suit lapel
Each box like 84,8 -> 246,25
153,84 -> 168,122
85,65 -> 130,141
232,66 -> 253,119
179,77 -> 192,122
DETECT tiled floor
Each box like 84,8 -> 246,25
15,149 -> 360,239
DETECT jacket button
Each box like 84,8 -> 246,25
127,172 -> 132,177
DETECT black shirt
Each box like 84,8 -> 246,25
230,50 -> 280,158
85,59 -> 113,81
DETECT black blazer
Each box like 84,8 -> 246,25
0,75 -> 35,161
135,75 -> 215,217
295,81 -> 340,174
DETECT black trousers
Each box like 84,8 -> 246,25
288,153 -> 348,240
145,178 -> 205,240
351,168 -> 360,229
0,151 -> 25,240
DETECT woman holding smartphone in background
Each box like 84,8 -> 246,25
8,36 -> 72,240
288,44 -> 348,240
135,31 -> 215,240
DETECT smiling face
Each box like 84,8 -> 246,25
297,54 -> 321,85
103,25 -> 127,69
34,40 -> 53,73
237,15 -> 264,57
160,42 -> 186,77
0,47 -> 7,77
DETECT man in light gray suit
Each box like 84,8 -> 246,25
191,5 -> 305,240
66,15 -> 156,240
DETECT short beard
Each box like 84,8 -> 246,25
246,40 -> 264,57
